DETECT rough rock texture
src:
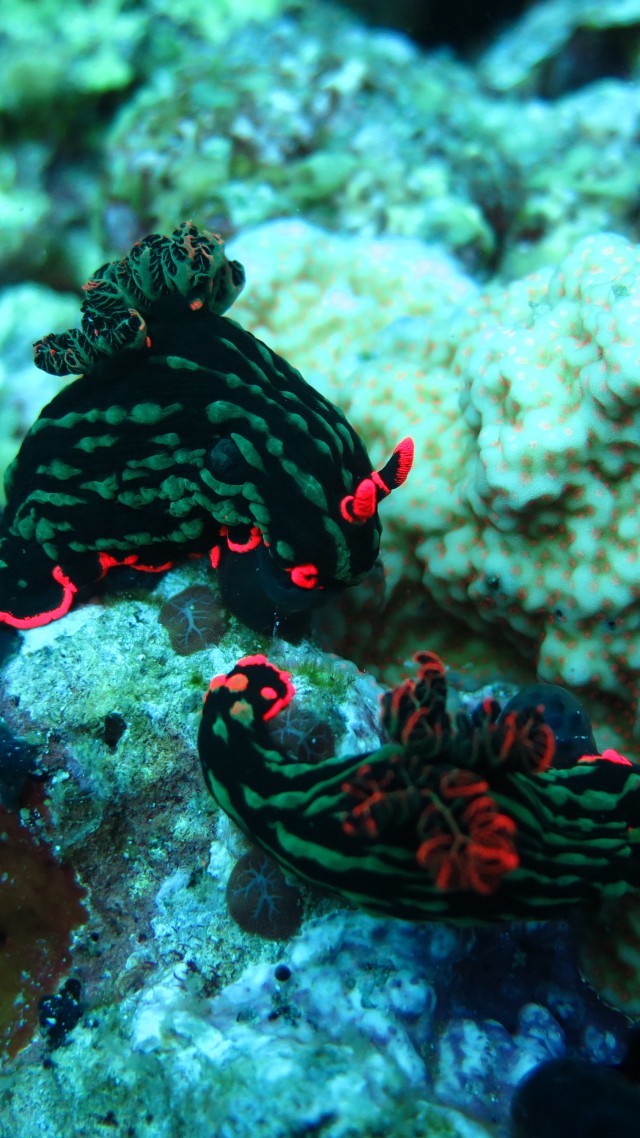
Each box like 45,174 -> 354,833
0,561 -> 629,1132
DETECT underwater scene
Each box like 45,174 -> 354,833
3,0 -> 640,1134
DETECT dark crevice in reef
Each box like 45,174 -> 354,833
333,0 -> 536,51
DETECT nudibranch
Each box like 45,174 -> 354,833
0,223 -> 413,631
198,651 -> 640,923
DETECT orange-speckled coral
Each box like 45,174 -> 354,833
232,222 -> 640,726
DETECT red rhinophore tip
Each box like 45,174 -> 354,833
340,438 -> 414,525
289,563 -> 319,589
392,437 -> 414,486
340,478 -> 377,524
209,544 -> 221,569
0,565 -> 78,629
374,436 -> 414,495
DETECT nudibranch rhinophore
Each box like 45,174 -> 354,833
198,651 -> 640,924
0,222 -> 413,632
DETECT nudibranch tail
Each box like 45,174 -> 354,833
1,221 -> 412,632
199,650 -> 640,924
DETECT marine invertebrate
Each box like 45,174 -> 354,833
381,233 -> 640,712
0,223 -> 412,632
496,683 -> 597,767
159,584 -> 228,655
228,222 -> 640,712
198,651 -> 640,923
226,845 -> 303,940
265,700 -> 339,765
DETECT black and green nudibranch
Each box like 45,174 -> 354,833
0,223 -> 413,631
198,651 -> 640,924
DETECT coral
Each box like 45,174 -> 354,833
0,222 -> 411,633
0,0 -> 142,121
0,148 -> 50,276
0,285 -> 79,502
0,806 -> 87,1059
479,0 -> 640,96
159,585 -> 228,655
233,221 -> 640,715
105,5 -> 520,268
226,846 -> 303,940
404,232 -> 640,712
101,3 -> 640,280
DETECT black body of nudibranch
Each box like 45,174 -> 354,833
198,651 -> 640,924
0,223 -> 413,631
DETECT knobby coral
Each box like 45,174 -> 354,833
198,650 -> 640,923
0,222 -> 413,634
230,222 -> 640,716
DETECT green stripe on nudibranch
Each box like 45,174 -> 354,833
0,221 -> 413,631
198,651 -> 640,924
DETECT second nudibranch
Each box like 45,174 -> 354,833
0,222 -> 413,632
198,651 -> 640,924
